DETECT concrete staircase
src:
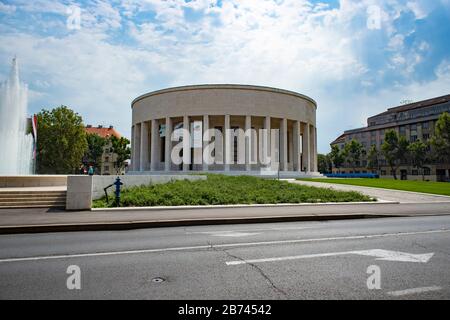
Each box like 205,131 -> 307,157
0,190 -> 66,209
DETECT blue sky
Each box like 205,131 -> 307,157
0,0 -> 449,153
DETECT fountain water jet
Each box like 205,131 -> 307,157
0,58 -> 34,175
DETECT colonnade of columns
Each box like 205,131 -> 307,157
131,115 -> 318,173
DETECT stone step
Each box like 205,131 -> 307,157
0,203 -> 66,209
0,193 -> 66,198
0,191 -> 66,196
0,200 -> 66,207
0,189 -> 67,208
0,196 -> 66,202
0,199 -> 66,204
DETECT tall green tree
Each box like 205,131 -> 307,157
110,136 -> 131,175
366,145 -> 379,173
318,154 -> 332,174
84,133 -> 107,167
36,106 -> 88,174
430,112 -> 450,164
381,130 -> 409,180
407,140 -> 429,181
329,145 -> 345,173
343,139 -> 366,172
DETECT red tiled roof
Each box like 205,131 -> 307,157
85,126 -> 122,138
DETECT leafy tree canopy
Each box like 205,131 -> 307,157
110,135 -> 131,174
431,112 -> 450,164
37,105 -> 88,174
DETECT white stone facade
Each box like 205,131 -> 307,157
130,85 -> 319,176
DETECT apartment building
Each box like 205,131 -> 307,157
331,94 -> 450,181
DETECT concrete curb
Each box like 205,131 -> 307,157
0,213 -> 402,235
91,200 -> 398,212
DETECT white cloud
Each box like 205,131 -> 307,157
0,1 -> 16,14
1,0 -> 449,153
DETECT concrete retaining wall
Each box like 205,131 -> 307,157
0,175 -> 67,187
66,174 -> 207,210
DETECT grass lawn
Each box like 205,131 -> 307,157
93,174 -> 374,208
298,178 -> 450,196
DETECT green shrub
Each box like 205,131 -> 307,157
93,174 -> 374,208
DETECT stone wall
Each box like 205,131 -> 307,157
66,174 -> 207,210
0,175 -> 67,187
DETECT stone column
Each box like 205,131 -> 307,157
293,121 -> 301,172
165,117 -> 172,172
203,115 -> 209,172
130,125 -> 135,171
245,115 -> 251,172
303,123 -> 311,173
224,114 -> 231,171
280,118 -> 288,171
140,121 -> 149,171
309,124 -> 315,173
264,116 -> 271,167
183,115 -> 191,171
150,119 -> 159,171
314,126 -> 318,172
134,123 -> 141,172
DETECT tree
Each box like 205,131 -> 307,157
318,154 -> 332,174
36,106 -> 88,174
84,133 -> 106,168
343,139 -> 366,172
408,140 -> 428,181
110,135 -> 131,175
329,145 -> 345,173
430,112 -> 450,164
381,130 -> 409,180
366,145 -> 379,173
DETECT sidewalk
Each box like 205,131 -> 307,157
1,201 -> 450,234
290,180 -> 450,203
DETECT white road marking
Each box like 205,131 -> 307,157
209,232 -> 262,237
225,249 -> 434,265
186,226 -> 315,234
387,286 -> 442,296
0,228 -> 448,263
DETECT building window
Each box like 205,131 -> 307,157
410,135 -> 417,142
381,170 -> 386,175
412,170 -> 418,176
424,167 -> 431,176
422,122 -> 429,129
423,133 -> 430,140
104,165 -> 109,172
105,156 -> 109,162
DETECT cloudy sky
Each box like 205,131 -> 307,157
0,0 -> 449,153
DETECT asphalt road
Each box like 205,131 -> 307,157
1,215 -> 450,299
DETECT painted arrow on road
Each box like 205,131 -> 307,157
225,249 -> 434,265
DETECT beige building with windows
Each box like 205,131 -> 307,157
130,84 -> 320,177
331,94 -> 450,181
85,125 -> 126,175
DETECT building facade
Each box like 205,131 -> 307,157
331,94 -> 450,181
84,125 -> 126,175
130,84 -> 319,176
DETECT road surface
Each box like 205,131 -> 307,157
1,215 -> 450,299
